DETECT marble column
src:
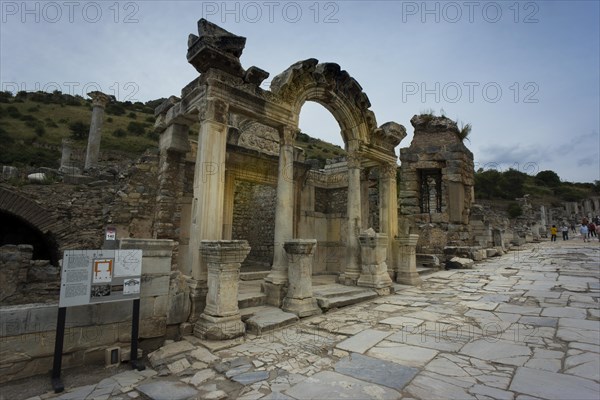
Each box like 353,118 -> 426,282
222,171 -> 235,240
265,127 -> 297,306
282,239 -> 321,317
357,231 -> 392,294
379,162 -> 398,278
188,98 -> 229,284
194,240 -> 250,340
60,138 -> 73,169
342,145 -> 362,285
84,91 -> 111,170
395,234 -> 422,286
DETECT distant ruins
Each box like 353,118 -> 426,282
1,19 -> 598,382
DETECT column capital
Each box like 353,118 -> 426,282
198,97 -> 229,124
87,91 -> 112,108
380,162 -> 398,179
281,126 -> 299,146
347,151 -> 362,169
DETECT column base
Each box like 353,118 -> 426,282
396,271 -> 422,286
358,264 -> 393,289
282,297 -> 322,318
193,313 -> 245,340
264,269 -> 288,285
186,278 -> 208,324
338,273 -> 359,286
263,282 -> 287,307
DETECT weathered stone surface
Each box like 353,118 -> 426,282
367,342 -> 438,367
245,308 -> 298,335
147,340 -> 195,368
137,381 -> 198,400
334,353 -> 418,390
446,257 -> 474,269
461,339 -> 531,366
285,371 -> 401,399
510,366 -> 600,400
231,371 -> 269,385
335,329 -> 391,354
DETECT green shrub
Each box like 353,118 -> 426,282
128,112 -> 137,119
35,126 -> 46,136
507,203 -> 522,218
6,105 -> 21,118
112,128 -> 127,137
126,121 -> 148,136
69,121 -> 90,139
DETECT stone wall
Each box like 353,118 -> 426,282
399,115 -> 474,251
0,244 -> 59,305
0,239 -> 187,384
232,181 -> 277,267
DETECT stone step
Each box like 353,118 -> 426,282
245,308 -> 299,335
240,271 -> 270,281
238,292 -> 266,309
417,267 -> 437,276
240,305 -> 274,321
313,285 -> 378,310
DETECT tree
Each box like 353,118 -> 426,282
498,168 -> 527,199
535,170 -> 561,187
474,169 -> 502,199
69,121 -> 90,139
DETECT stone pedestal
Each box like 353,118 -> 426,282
357,231 -> 392,292
194,240 -> 250,340
395,234 -> 422,286
282,239 -> 321,317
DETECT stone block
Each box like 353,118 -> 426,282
140,316 -> 167,338
95,302 -> 134,324
140,257 -> 172,275
141,274 -> 170,297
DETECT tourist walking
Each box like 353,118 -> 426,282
550,225 -> 558,242
589,222 -> 596,238
571,223 -> 576,233
561,224 -> 569,240
580,224 -> 589,242
596,224 -> 600,242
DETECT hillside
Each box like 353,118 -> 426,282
0,91 -> 344,169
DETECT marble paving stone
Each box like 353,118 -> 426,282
367,341 -> 438,367
510,366 -> 600,400
460,339 -> 531,366
405,372 -> 477,400
136,381 -> 198,400
541,306 -> 587,319
335,329 -> 391,354
373,304 -> 404,312
284,370 -> 401,399
495,305 -> 541,315
518,316 -> 558,328
469,384 -> 514,400
334,352 -> 419,390
232,371 -> 270,385
379,316 -> 425,327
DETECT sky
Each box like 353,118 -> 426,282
1,0 -> 599,183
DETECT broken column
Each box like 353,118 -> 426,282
282,239 -> 321,317
59,138 -> 73,170
395,234 -> 422,286
84,91 -> 111,170
357,229 -> 392,294
194,240 -> 250,340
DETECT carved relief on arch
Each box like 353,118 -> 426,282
270,59 -> 378,141
231,119 -> 281,156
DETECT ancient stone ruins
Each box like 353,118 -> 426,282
1,19 -> 599,385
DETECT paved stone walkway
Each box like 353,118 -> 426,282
24,240 -> 600,400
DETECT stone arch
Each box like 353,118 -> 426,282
271,59 -> 378,145
0,187 -> 64,264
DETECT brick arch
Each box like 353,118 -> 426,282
0,187 -> 66,263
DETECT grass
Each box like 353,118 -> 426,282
0,93 -> 346,168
